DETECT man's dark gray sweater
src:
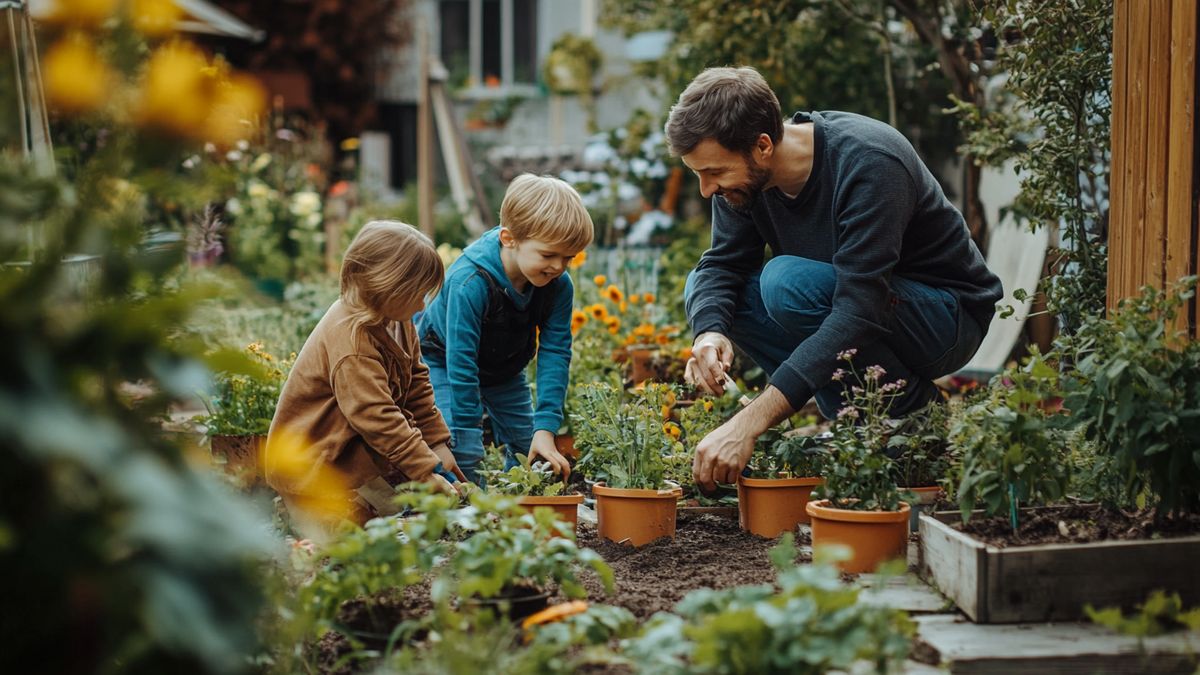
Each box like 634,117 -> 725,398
686,110 -> 1003,409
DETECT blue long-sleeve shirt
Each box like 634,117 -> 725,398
417,227 -> 574,436
686,111 -> 1002,410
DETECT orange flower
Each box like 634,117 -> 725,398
619,301 -> 628,313
679,347 -> 693,360
661,405 -> 672,420
593,274 -> 607,286
663,422 -> 682,439
604,316 -> 621,334
588,303 -> 609,321
643,292 -> 656,304
604,284 -> 624,304
623,334 -> 637,346
629,294 -> 641,304
569,250 -> 587,269
571,309 -> 588,334
633,323 -> 656,338
655,333 -> 671,345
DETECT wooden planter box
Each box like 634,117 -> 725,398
919,509 -> 1200,623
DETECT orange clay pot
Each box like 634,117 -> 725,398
627,346 -> 657,383
805,499 -> 911,574
517,494 -> 585,535
592,482 -> 682,546
554,434 -> 579,461
736,475 -> 823,537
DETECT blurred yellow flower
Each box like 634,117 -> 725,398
618,301 -> 627,313
205,74 -> 266,146
588,303 -> 609,321
264,427 -> 354,527
604,315 -> 620,334
340,137 -> 361,151
604,284 -> 623,304
571,309 -> 588,334
663,422 -> 681,439
655,333 -> 671,345
568,250 -> 587,269
132,0 -> 183,36
43,32 -> 113,115
593,274 -> 607,286
629,294 -> 641,304
632,323 -> 655,338
643,292 -> 656,303
136,41 -> 211,137
48,0 -> 119,26
703,400 -> 714,412
679,347 -> 693,360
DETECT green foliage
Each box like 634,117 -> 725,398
746,431 -> 831,479
622,534 -> 914,674
570,382 -> 678,489
816,354 -> 905,511
482,453 -> 567,497
951,351 -> 1072,526
954,0 -> 1112,332
1059,280 -> 1200,516
887,401 -> 954,488
198,341 -> 293,436
1087,590 -> 1200,638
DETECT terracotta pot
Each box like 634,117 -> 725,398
210,434 -> 266,486
805,499 -> 911,574
517,493 -> 585,535
737,475 -> 823,537
627,346 -> 657,383
554,434 -> 579,461
592,482 -> 682,546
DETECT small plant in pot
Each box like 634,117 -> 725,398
739,431 -> 831,537
887,401 -> 954,531
483,452 -> 585,535
805,352 -> 910,573
570,382 -> 683,546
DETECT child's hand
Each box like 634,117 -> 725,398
528,430 -> 571,478
423,472 -> 462,498
430,442 -> 468,483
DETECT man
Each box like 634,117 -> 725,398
669,66 -> 1002,494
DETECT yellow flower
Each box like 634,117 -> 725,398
679,347 -> 693,360
604,285 -> 624,304
136,41 -> 212,137
633,323 -> 655,338
655,333 -> 671,345
48,0 -> 119,26
43,32 -> 113,115
588,303 -> 609,321
132,0 -> 183,37
703,400 -> 714,412
604,316 -> 621,334
569,250 -> 587,269
661,405 -> 672,420
340,137 -> 361,151
665,390 -> 677,406
629,294 -> 641,304
264,427 -> 354,533
205,74 -> 266,146
593,274 -> 607,286
643,292 -> 656,304
619,301 -> 628,313
571,309 -> 588,334
663,422 -> 681,439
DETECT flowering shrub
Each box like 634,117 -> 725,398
815,350 -> 906,511
199,342 -> 293,436
570,382 -> 680,489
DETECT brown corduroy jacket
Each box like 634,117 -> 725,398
265,300 -> 448,500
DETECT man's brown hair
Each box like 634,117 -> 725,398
664,66 -> 783,157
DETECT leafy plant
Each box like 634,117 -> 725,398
198,341 -> 293,436
815,352 -> 906,511
570,382 -> 678,489
746,431 -> 831,479
1087,590 -> 1200,638
1059,279 -> 1200,516
951,350 -> 1072,528
483,453 -> 568,497
887,401 -> 953,488
622,534 -> 914,674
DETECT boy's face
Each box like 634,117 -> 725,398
500,228 -> 580,288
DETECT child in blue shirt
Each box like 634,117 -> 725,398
417,174 -> 594,483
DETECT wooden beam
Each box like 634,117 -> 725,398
417,20 -> 435,239
1108,0 -> 1129,311
1166,0 -> 1198,336
1125,1 -> 1152,297
1144,0 -> 1172,292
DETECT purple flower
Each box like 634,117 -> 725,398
831,368 -> 847,381
880,382 -> 900,393
837,348 -> 858,361
865,365 -> 886,381
837,406 -> 860,420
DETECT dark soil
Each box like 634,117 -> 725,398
952,503 -> 1200,548
570,510 -> 807,619
314,578 -> 435,674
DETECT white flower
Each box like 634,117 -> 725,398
225,150 -> 243,162
204,142 -> 217,153
182,155 -> 198,169
225,197 -> 242,215
247,180 -> 271,200
629,157 -> 650,177
236,139 -> 250,151
617,182 -> 642,201
290,190 -> 322,217
250,153 -> 272,172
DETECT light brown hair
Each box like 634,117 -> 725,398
664,66 -> 783,157
500,174 -> 594,252
340,220 -> 443,337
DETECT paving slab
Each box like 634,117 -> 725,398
913,613 -> 1200,675
859,573 -> 953,614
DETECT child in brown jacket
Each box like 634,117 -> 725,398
265,221 -> 464,533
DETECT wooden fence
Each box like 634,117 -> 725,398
1108,0 -> 1198,337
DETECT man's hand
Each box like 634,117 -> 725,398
692,420 -> 755,494
528,429 -> 571,478
430,442 -> 468,483
422,471 -> 462,497
686,332 -> 735,394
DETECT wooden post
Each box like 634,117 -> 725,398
1165,0 -> 1197,336
417,20 -> 435,239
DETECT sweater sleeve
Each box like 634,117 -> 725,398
441,273 -> 489,432
531,274 -> 574,433
402,331 -> 452,447
331,354 -> 441,481
770,152 -> 914,409
685,196 -> 766,339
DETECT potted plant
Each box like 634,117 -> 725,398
483,453 -> 585,535
197,342 -> 291,486
805,352 -> 910,573
738,431 -> 830,537
886,401 -> 953,531
570,382 -> 682,546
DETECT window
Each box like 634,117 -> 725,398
438,0 -> 539,91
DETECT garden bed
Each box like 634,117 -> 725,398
920,507 -> 1200,623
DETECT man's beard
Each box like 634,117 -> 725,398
719,156 -> 771,211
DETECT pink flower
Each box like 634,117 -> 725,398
837,406 -> 860,420
865,365 -> 886,381
837,348 -> 858,361
831,368 -> 847,381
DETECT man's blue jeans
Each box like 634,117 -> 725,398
426,364 -> 529,484
686,256 -> 984,418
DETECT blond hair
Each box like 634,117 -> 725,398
499,174 -> 594,252
340,221 -> 443,337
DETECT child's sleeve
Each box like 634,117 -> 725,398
407,341 -> 451,446
331,354 -> 441,481
441,274 -> 489,433
532,274 -> 575,434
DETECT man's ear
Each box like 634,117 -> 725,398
756,133 -> 775,161
498,226 -> 516,247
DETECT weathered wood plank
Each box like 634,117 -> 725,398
918,513 -> 986,621
1166,0 -> 1198,338
1125,1 -> 1152,296
1143,0 -> 1172,292
1108,0 -> 1130,310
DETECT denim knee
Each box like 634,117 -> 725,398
758,256 -> 834,332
